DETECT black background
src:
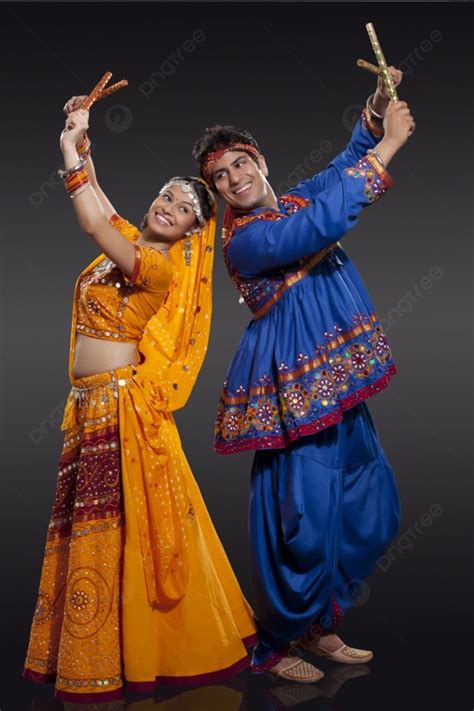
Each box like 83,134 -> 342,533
1,2 -> 472,709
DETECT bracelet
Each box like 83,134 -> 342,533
77,134 -> 92,160
79,146 -> 91,161
366,93 -> 384,121
65,169 -> 89,194
58,158 -> 86,180
70,182 -> 92,199
367,148 -> 385,169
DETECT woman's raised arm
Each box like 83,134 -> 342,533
59,107 -> 135,276
63,95 -> 117,220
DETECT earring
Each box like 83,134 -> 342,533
183,237 -> 193,266
139,213 -> 148,231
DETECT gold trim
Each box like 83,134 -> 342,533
253,242 -> 339,319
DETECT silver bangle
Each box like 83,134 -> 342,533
367,148 -> 385,169
366,93 -> 384,121
58,158 -> 86,180
69,182 -> 92,199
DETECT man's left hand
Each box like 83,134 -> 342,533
375,65 -> 403,101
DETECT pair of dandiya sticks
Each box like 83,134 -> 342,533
81,24 -> 398,112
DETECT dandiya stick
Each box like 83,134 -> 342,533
365,23 -> 398,102
357,58 -> 381,76
98,80 -> 128,100
81,71 -> 113,111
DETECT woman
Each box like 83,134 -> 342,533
23,98 -> 256,703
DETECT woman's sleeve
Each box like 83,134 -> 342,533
108,213 -> 141,242
107,213 -> 172,292
227,154 -> 393,278
123,245 -> 174,294
292,110 -> 386,201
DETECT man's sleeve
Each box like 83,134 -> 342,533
291,109 -> 386,201
227,153 -> 393,278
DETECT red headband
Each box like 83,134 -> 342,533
202,142 -> 260,184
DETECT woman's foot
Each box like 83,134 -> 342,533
268,654 -> 325,683
295,630 -> 374,664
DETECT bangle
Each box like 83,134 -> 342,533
70,182 -> 92,199
64,168 -> 88,189
58,158 -> 86,180
77,134 -> 91,160
65,169 -> 89,194
366,93 -> 384,121
367,148 -> 385,169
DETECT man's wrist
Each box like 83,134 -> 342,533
375,137 -> 399,167
371,90 -> 390,118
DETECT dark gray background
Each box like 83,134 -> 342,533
1,3 -> 472,710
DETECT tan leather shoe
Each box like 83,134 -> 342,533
297,637 -> 374,664
268,656 -> 325,683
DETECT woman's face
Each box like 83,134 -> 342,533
146,184 -> 199,242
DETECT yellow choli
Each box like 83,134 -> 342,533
75,213 -> 173,343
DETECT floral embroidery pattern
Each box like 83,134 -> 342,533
215,318 -> 396,453
222,194 -> 327,317
343,155 -> 392,203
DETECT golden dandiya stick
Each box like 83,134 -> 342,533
98,79 -> 128,100
81,71 -> 113,111
365,23 -> 398,102
357,58 -> 382,76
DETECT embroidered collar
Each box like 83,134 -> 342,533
223,193 -> 311,250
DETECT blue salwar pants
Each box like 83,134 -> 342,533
249,402 -> 401,669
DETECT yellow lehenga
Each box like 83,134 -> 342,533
23,213 -> 257,703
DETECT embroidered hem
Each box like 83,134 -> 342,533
215,364 -> 396,454
24,634 -> 256,700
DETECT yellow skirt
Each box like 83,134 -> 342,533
23,365 -> 257,703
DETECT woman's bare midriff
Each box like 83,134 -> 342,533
72,334 -> 139,378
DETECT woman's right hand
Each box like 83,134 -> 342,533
382,101 -> 416,150
63,96 -> 89,146
63,95 -> 88,116
60,109 -> 90,154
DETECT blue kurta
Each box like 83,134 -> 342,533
215,111 -> 396,454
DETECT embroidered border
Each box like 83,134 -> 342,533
215,365 -> 396,454
215,314 -> 396,454
222,194 -> 325,318
344,155 -> 393,202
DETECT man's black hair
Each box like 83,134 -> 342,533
192,125 -> 261,181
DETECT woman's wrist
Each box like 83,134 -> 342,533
61,141 -> 81,169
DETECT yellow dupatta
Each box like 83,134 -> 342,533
63,212 -> 216,608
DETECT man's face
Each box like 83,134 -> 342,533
212,150 -> 271,212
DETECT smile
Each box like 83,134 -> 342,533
154,211 -> 172,227
234,182 -> 252,196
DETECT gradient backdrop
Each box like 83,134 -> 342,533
1,3 -> 472,710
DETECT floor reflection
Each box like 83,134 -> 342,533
29,662 -> 370,711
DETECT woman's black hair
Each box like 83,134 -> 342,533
192,125 -> 260,180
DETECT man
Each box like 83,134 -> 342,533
193,68 -> 414,682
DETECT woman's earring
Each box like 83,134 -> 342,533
139,213 -> 148,231
183,236 -> 193,266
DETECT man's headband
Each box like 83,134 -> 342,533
202,143 -> 261,184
